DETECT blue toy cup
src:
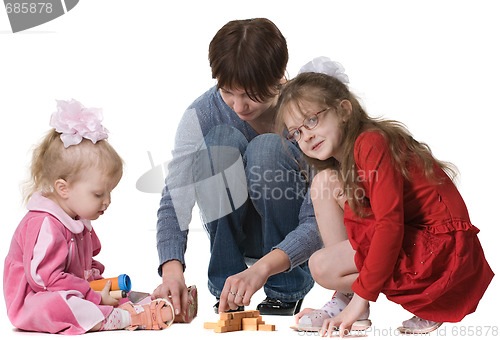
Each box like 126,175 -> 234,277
117,274 -> 132,292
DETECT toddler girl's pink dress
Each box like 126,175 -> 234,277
344,131 -> 494,323
3,192 -> 113,334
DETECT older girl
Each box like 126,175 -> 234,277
276,58 -> 494,336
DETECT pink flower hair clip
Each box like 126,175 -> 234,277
49,99 -> 109,148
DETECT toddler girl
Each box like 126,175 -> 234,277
3,99 -> 174,334
276,58 -> 494,336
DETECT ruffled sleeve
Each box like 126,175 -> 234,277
350,132 -> 405,302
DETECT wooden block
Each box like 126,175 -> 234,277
242,318 -> 256,325
242,324 -> 258,331
214,326 -> 228,333
219,312 -> 233,320
229,323 -> 241,332
214,324 -> 241,333
258,324 -> 276,331
231,311 -> 250,319
217,319 -> 241,327
203,322 -> 218,329
242,317 -> 261,325
229,311 -> 243,319
230,310 -> 260,320
208,310 -> 270,333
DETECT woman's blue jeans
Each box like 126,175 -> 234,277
194,125 -> 314,302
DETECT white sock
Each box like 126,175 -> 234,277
298,292 -> 352,327
321,292 -> 352,317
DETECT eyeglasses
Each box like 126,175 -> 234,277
286,108 -> 329,142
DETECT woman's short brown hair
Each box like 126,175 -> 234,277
209,18 -> 288,102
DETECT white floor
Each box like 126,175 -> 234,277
1,224 -> 497,340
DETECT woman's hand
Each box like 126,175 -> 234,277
99,280 -> 120,307
218,266 -> 267,313
152,260 -> 188,317
321,294 -> 369,338
218,249 -> 291,313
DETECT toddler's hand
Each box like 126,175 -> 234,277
99,280 -> 119,307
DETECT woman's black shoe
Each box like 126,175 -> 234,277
256,297 -> 303,316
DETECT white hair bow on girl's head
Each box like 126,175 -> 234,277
298,56 -> 349,84
50,99 -> 109,148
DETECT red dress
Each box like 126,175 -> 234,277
344,131 -> 494,322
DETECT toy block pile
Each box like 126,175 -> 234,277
204,310 -> 276,333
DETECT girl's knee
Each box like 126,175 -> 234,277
309,250 -> 330,283
309,242 -> 354,289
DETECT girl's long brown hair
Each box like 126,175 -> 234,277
276,72 -> 457,216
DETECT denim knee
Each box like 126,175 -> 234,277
245,133 -> 297,169
203,125 -> 248,156
245,134 -> 306,188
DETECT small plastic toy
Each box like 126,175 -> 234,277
89,274 -> 132,292
204,310 -> 276,333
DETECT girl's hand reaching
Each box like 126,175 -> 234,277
321,294 -> 369,338
99,280 -> 120,307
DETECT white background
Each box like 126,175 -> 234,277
0,1 -> 498,339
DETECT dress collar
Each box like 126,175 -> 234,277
27,192 -> 93,233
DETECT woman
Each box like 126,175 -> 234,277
152,18 -> 321,317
